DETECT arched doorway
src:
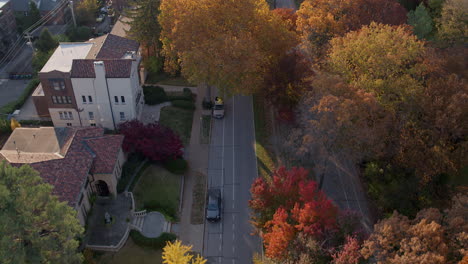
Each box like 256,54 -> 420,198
95,180 -> 110,196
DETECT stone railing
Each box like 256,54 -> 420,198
86,227 -> 130,252
133,210 -> 147,217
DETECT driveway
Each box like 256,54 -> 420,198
275,0 -> 296,9
204,95 -> 261,264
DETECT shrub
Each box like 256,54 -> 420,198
0,118 -> 11,133
130,231 -> 176,250
143,200 -> 177,221
19,120 -> 53,126
164,158 -> 188,174
66,26 -> 92,42
172,100 -> 195,110
166,89 -> 194,102
116,153 -> 146,193
143,85 -> 167,105
0,79 -> 40,115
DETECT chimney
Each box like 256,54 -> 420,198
93,61 -> 106,79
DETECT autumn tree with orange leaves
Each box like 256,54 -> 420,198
362,194 -> 468,264
297,0 -> 406,62
159,0 -> 297,95
250,167 -> 363,262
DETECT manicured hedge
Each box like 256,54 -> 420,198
19,120 -> 53,126
0,79 -> 40,115
167,88 -> 194,102
143,85 -> 167,105
164,158 -> 188,174
116,153 -> 146,193
172,100 -> 195,110
129,230 -> 176,250
143,200 -> 177,222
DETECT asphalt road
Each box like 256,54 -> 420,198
203,95 -> 261,264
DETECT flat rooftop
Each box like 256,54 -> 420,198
40,43 -> 93,73
0,127 -> 70,163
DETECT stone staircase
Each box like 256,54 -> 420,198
130,210 -> 146,232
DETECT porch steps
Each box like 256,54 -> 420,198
130,210 -> 146,232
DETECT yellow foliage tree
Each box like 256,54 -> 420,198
162,240 -> 207,264
159,0 -> 297,95
10,118 -> 21,131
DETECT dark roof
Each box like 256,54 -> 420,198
86,135 -> 124,174
11,0 -> 29,12
21,127 -> 123,207
38,0 -> 59,12
95,34 -> 139,59
70,59 -> 132,78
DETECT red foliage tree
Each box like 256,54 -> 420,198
332,236 -> 363,264
118,120 -> 183,162
263,207 -> 296,260
249,167 -> 309,229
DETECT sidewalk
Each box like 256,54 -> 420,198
174,84 -> 210,253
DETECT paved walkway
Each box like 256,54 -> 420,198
141,212 -> 166,238
86,194 -> 133,246
174,84 -> 209,253
141,102 -> 171,124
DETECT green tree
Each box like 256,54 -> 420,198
408,3 -> 434,39
437,0 -> 468,44
35,28 -> 59,53
125,0 -> 162,58
0,162 -> 83,264
15,1 -> 42,32
76,0 -> 99,26
32,50 -> 54,73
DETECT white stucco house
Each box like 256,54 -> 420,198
33,34 -> 144,130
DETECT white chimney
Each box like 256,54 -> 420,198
93,61 -> 105,79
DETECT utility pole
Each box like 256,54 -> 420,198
25,33 -> 34,53
69,0 -> 77,27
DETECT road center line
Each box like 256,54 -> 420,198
232,96 -> 235,207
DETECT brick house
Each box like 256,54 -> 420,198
33,34 -> 144,129
0,0 -> 18,60
0,127 -> 126,226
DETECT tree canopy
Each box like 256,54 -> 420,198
159,0 -> 297,95
76,0 -> 99,26
162,240 -> 207,264
328,22 -> 427,108
35,28 -> 59,53
125,0 -> 162,57
408,3 -> 434,39
0,162 -> 83,264
437,0 -> 468,44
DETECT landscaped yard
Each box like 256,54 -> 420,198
133,165 -> 181,221
146,72 -> 193,86
93,238 -> 162,264
159,106 -> 194,146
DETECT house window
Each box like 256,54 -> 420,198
88,96 -> 93,104
90,123 -> 96,127
89,112 -> 94,120
114,96 -> 119,104
68,111 -> 73,120
82,96 -> 86,104
66,123 -> 72,126
121,96 -> 125,104
52,96 -> 58,104
66,96 -> 72,104
49,79 -> 65,90
119,112 -> 125,121
57,96 -> 63,104
59,112 -> 64,119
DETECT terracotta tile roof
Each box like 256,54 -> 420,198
3,127 -> 124,207
70,59 -> 132,78
95,34 -> 139,59
85,135 -> 124,174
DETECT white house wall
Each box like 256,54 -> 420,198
49,108 -> 81,127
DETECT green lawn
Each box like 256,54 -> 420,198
133,165 -> 181,220
159,106 -> 194,146
253,95 -> 276,181
146,72 -> 194,86
94,238 -> 162,264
